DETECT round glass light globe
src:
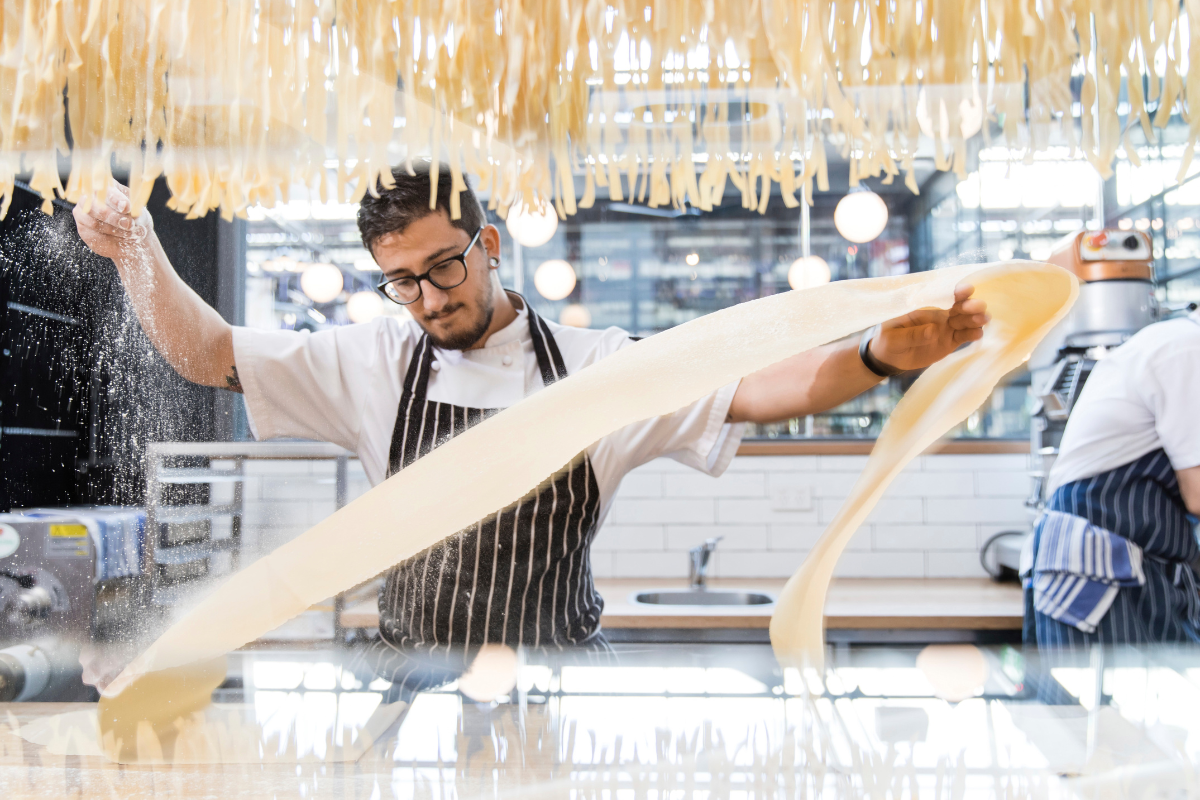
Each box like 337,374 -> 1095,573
346,290 -> 385,324
300,262 -> 344,304
788,256 -> 831,290
506,202 -> 559,248
534,259 -> 577,301
559,303 -> 592,328
834,191 -> 889,243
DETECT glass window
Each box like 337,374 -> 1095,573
516,215 -> 907,334
1106,136 -> 1200,307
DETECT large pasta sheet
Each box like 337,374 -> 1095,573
82,260 -> 1074,761
770,262 -> 1077,668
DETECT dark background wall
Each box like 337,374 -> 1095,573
0,180 -> 240,512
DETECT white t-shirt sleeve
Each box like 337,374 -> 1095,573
590,332 -> 745,477
1139,342 -> 1200,470
231,322 -> 392,451
609,381 -> 745,475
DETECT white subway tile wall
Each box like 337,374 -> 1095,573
233,453 -> 1031,580
595,453 -> 1031,579
225,459 -> 371,562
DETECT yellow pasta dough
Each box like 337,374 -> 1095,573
770,262 -> 1077,669
0,2 -> 1190,221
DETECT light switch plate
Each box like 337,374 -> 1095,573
771,485 -> 813,511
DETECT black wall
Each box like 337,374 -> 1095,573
0,180 -> 226,511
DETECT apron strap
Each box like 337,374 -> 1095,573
388,298 -> 568,475
525,303 -> 569,386
388,336 -> 435,474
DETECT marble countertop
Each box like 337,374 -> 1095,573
5,639 -> 1199,798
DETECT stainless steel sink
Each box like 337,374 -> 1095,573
632,590 -> 774,606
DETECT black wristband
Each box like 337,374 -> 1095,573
859,325 -> 903,378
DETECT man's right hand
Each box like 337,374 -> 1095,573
67,180 -> 237,389
72,183 -> 155,262
79,642 -> 137,693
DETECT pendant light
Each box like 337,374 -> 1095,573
833,190 -> 889,244
534,259 -> 577,301
300,262 -> 344,303
788,256 -> 831,290
506,202 -> 559,248
559,303 -> 592,327
346,290 -> 385,323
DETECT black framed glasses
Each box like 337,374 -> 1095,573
376,227 -> 483,305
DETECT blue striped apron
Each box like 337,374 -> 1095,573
1026,448 -> 1200,649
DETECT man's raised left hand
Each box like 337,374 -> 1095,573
868,283 -> 990,373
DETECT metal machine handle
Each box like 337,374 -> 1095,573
688,536 -> 723,590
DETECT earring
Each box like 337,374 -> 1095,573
489,257 -> 500,267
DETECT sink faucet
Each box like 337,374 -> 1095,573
688,537 -> 723,590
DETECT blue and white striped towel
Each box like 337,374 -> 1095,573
1030,510 -> 1146,633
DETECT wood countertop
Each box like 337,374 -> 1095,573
340,578 -> 1024,631
737,439 -> 1029,456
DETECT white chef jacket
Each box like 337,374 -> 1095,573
1048,313 -> 1200,493
232,301 -> 745,523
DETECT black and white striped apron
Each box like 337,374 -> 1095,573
1026,448 -> 1200,650
359,305 -> 611,693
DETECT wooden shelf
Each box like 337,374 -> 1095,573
339,578 -> 1024,633
736,440 -> 1030,456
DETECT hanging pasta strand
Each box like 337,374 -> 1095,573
0,0 -> 1194,221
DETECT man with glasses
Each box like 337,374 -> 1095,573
73,165 -> 988,691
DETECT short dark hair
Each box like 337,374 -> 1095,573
357,164 -> 485,255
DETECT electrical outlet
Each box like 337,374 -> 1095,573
771,485 -> 813,511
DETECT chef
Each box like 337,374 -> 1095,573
74,167 -> 988,687
1025,310 -> 1200,649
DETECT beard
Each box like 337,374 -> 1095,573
419,277 -> 496,350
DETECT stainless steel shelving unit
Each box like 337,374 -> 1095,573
144,441 -> 354,638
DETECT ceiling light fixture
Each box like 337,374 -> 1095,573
788,256 -> 831,290
534,259 -> 577,301
505,202 -> 559,248
346,290 -> 385,323
299,262 -> 345,303
559,303 -> 592,327
834,190 -> 889,243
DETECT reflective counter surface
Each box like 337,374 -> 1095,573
3,641 -> 1200,798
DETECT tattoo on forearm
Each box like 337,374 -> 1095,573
225,365 -> 243,393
